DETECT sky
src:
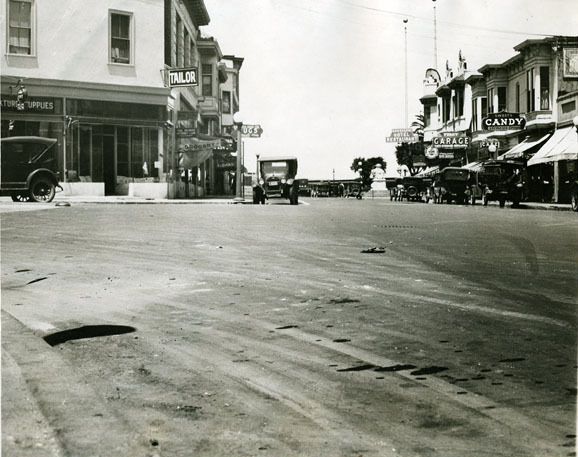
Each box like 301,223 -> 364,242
202,0 -> 578,179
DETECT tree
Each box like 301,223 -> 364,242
350,156 -> 386,189
394,141 -> 425,176
411,113 -> 425,141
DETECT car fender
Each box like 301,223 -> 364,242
26,168 -> 59,188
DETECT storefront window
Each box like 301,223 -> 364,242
117,127 -> 129,176
130,127 -> 144,177
79,126 -> 91,177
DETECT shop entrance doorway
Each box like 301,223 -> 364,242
103,136 -> 115,195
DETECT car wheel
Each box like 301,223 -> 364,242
571,191 -> 578,212
29,176 -> 56,203
11,192 -> 31,202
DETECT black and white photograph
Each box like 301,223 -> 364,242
1,0 -> 577,456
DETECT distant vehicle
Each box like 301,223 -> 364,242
401,176 -> 433,202
253,156 -> 299,205
479,160 -> 526,208
298,179 -> 311,197
1,136 -> 61,202
437,167 -> 472,204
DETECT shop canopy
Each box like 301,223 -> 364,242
415,166 -> 439,177
178,136 -> 222,169
462,161 -> 483,172
498,133 -> 551,160
527,127 -> 578,166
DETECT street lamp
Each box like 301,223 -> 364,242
488,143 -> 497,160
233,111 -> 244,202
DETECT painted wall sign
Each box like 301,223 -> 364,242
1,95 -> 58,113
482,112 -> 526,131
169,68 -> 199,87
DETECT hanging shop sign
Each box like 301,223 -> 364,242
215,151 -> 237,170
168,68 -> 199,87
432,132 -> 470,148
385,128 -> 418,143
1,95 -> 59,114
482,112 -> 526,131
425,146 -> 439,159
241,124 -> 263,138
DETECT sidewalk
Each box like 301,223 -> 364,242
52,194 -> 251,205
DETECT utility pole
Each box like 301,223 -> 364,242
433,0 -> 438,70
404,19 -> 408,128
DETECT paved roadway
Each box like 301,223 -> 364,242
1,198 -> 577,457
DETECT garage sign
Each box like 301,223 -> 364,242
432,132 -> 470,149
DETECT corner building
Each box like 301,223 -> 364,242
1,0 -> 239,198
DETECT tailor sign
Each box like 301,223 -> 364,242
482,112 -> 526,131
168,68 -> 198,87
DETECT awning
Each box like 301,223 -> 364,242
462,161 -> 483,172
178,136 -> 222,168
415,166 -> 439,177
497,133 -> 551,160
527,127 -> 578,166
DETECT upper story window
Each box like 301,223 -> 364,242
202,64 -> 213,97
539,66 -> 550,110
175,14 -> 183,67
526,68 -> 535,112
184,29 -> 190,67
515,82 -> 520,112
222,91 -> 231,114
497,87 -> 507,112
109,11 -> 132,64
487,88 -> 495,113
8,0 -> 34,55
453,87 -> 464,117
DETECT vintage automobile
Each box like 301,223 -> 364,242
570,179 -> 578,212
402,176 -> 433,202
1,136 -> 61,202
478,160 -> 526,208
253,156 -> 299,205
436,167 -> 473,204
298,178 -> 312,197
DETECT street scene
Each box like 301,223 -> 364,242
1,199 -> 577,457
1,0 -> 578,456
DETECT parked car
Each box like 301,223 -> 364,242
253,156 -> 299,205
1,136 -> 61,202
436,167 -> 473,204
401,176 -> 433,202
478,160 -> 527,208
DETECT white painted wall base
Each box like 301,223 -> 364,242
128,183 -> 168,199
61,182 -> 105,196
